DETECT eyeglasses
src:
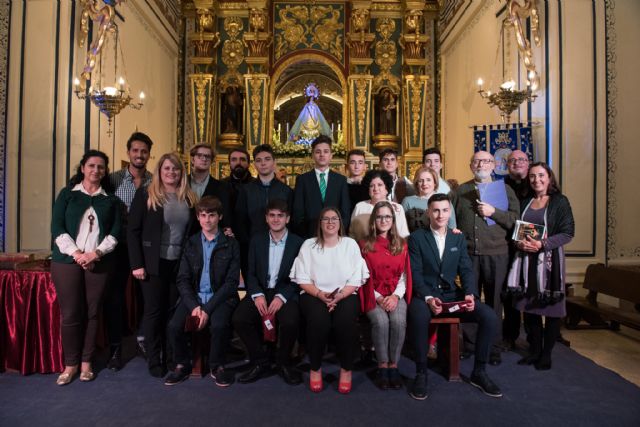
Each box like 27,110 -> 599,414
320,217 -> 340,224
508,158 -> 529,164
375,215 -> 393,222
194,153 -> 212,160
472,159 -> 494,166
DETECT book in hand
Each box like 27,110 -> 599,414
512,220 -> 546,242
441,301 -> 472,314
184,315 -> 200,332
262,314 -> 277,342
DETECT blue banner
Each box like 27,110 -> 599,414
473,123 -> 535,180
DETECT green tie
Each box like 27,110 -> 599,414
319,172 -> 327,201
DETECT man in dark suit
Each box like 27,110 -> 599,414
232,199 -> 304,385
292,135 -> 351,238
408,193 -> 501,400
189,143 -> 232,230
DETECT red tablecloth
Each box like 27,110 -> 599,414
0,270 -> 63,374
0,269 -> 139,375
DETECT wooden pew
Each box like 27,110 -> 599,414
566,263 -> 640,331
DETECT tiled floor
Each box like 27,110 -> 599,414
562,325 -> 640,386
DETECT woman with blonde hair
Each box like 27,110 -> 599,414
402,166 -> 456,232
128,152 -> 197,377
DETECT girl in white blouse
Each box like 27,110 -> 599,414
290,207 -> 369,394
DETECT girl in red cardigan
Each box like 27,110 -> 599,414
359,201 -> 412,390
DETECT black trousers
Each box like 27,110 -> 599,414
299,293 -> 359,371
469,253 -> 509,347
502,293 -> 522,343
168,298 -> 237,369
408,298 -> 498,371
51,260 -> 111,366
232,290 -> 300,367
523,313 -> 561,362
103,244 -> 136,346
139,259 -> 178,367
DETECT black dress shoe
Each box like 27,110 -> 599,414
388,368 -> 403,390
164,366 -> 190,386
107,346 -> 122,371
534,357 -> 552,371
137,340 -> 147,360
517,354 -> 540,365
238,364 -> 271,384
279,365 -> 303,385
211,366 -> 234,387
374,368 -> 390,390
149,364 -> 167,378
409,373 -> 428,400
489,352 -> 502,366
469,370 -> 502,398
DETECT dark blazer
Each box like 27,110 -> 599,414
176,232 -> 240,315
235,177 -> 293,244
292,169 -> 351,238
200,176 -> 232,229
127,188 -> 195,276
408,228 -> 477,302
245,230 -> 304,302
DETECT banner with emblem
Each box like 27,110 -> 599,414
473,123 -> 534,180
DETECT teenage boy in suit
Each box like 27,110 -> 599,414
292,135 -> 351,238
407,193 -> 501,400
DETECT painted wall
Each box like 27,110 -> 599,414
438,0 -> 640,285
1,0 -> 179,252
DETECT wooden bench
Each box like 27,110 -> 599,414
431,317 -> 461,382
566,263 -> 640,331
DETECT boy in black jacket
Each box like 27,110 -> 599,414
165,196 -> 240,387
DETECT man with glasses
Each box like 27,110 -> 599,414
189,143 -> 231,229
235,144 -> 293,274
452,151 -> 519,365
505,150 -> 531,201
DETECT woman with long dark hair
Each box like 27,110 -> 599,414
359,201 -> 412,390
507,162 -> 574,370
290,207 -> 369,394
51,150 -> 121,385
128,152 -> 197,377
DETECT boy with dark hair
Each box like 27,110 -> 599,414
422,147 -> 451,195
345,149 -> 368,213
164,196 -> 240,387
378,148 -> 414,203
232,199 -> 304,385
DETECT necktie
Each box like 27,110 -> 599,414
319,172 -> 327,201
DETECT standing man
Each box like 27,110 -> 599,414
223,148 -> 255,211
503,149 -> 531,348
423,147 -> 451,195
379,148 -> 415,204
235,144 -> 293,274
292,135 -> 351,238
232,199 -> 304,385
106,131 -> 153,370
189,143 -> 231,230
345,149 -> 369,214
453,151 -> 519,364
408,194 -> 501,400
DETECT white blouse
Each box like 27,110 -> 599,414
349,200 -> 410,241
290,237 -> 369,293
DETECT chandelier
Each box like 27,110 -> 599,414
476,77 -> 537,123
73,0 -> 144,136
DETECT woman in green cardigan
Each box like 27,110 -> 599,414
50,150 -> 121,385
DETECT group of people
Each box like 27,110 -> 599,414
50,132 -> 574,401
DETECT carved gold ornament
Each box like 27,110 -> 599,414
505,0 -> 541,90
249,8 -> 267,32
250,77 -> 263,140
355,78 -> 368,144
373,18 -> 400,92
351,8 -> 370,33
220,16 -> 245,89
193,74 -> 212,140
274,5 -> 344,61
409,79 -> 422,139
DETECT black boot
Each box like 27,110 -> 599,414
536,317 -> 560,370
520,313 -> 542,366
107,345 -> 122,371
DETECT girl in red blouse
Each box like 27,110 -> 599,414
359,201 -> 412,390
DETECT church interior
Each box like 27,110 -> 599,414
0,0 -> 639,425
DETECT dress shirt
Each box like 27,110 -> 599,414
198,231 -> 219,304
190,174 -> 211,199
314,168 -> 330,186
55,183 -> 118,256
252,231 -> 288,303
110,167 -> 152,211
425,227 -> 447,303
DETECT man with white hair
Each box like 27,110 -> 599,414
452,151 -> 519,365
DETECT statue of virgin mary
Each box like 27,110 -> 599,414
288,83 -> 333,145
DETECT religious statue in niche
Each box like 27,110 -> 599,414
288,83 -> 333,145
221,86 -> 244,134
375,88 -> 397,135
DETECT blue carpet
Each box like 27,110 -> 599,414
1,344 -> 638,427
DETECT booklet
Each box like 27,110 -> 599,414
512,220 -> 547,242
476,180 -> 509,226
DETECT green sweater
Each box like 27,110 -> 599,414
51,186 -> 122,263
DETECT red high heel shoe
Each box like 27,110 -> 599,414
309,371 -> 323,393
338,371 -> 352,394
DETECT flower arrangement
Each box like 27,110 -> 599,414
271,130 -> 347,158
